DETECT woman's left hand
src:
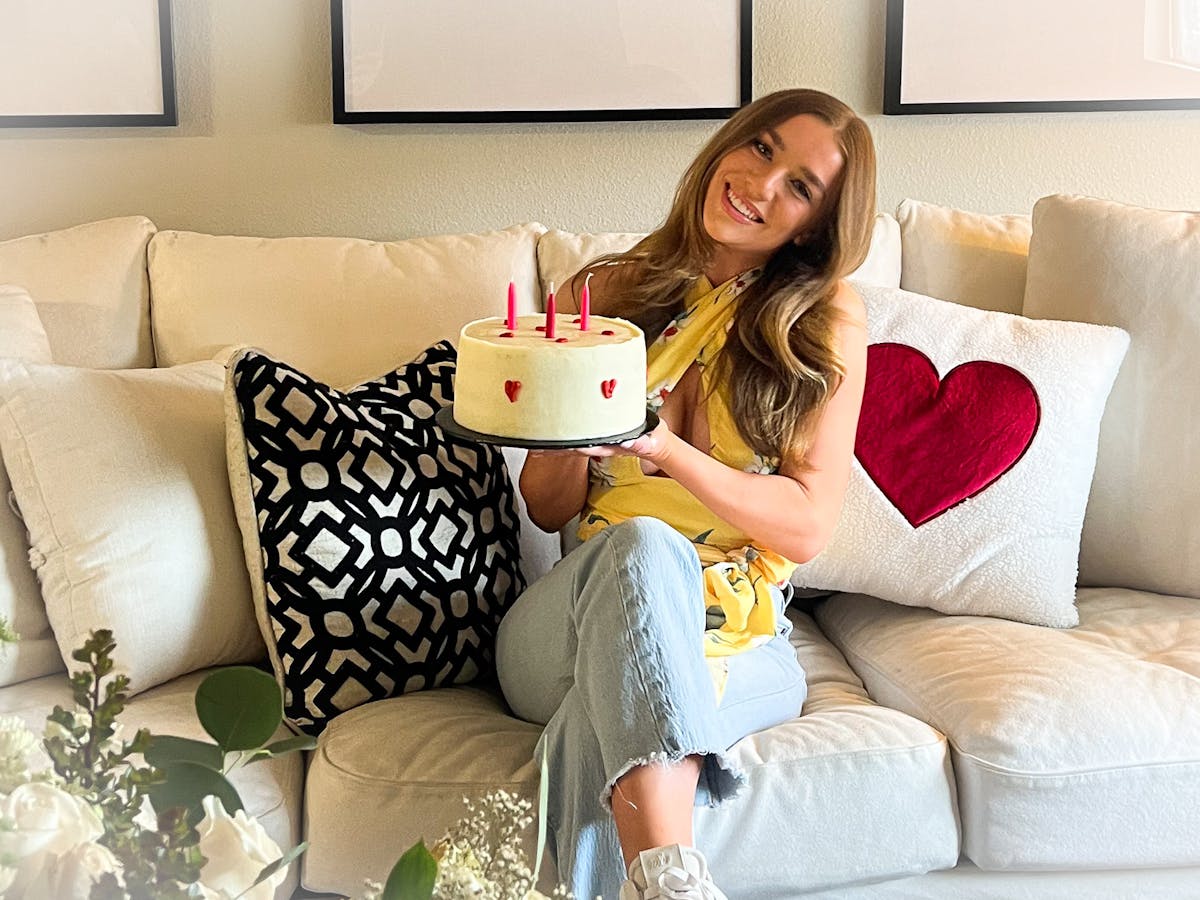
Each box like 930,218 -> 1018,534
574,416 -> 675,466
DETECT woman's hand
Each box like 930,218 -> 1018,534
574,417 -> 676,469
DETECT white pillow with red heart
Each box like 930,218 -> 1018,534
791,283 -> 1129,627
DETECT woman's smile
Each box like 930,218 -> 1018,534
722,184 -> 763,224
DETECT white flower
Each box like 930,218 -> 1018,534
0,782 -> 103,895
0,716 -> 37,792
196,795 -> 285,900
23,839 -> 122,900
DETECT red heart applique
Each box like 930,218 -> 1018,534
504,380 -> 521,402
854,343 -> 1040,527
601,379 -> 617,399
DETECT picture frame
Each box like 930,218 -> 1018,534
884,0 -> 1200,114
0,0 -> 176,128
331,0 -> 752,123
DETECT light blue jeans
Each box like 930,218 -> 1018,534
496,516 -> 808,899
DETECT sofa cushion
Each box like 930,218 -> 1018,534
790,284 -> 1128,627
0,286 -> 61,687
225,342 -> 524,735
149,224 -> 546,389
815,588 -> 1200,870
0,670 -> 303,899
0,359 -> 264,694
896,199 -> 1032,315
0,216 -> 155,368
536,213 -> 903,298
301,611 -> 959,896
1022,194 -> 1200,599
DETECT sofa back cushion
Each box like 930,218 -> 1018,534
0,287 -> 63,686
1022,194 -> 1200,598
148,224 -> 546,389
0,217 -> 156,369
0,359 -> 265,695
536,213 -> 903,300
897,199 -> 1031,315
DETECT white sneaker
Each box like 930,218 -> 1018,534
618,844 -> 728,900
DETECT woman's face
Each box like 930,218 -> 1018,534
701,113 -> 846,281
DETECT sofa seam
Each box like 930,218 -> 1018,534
819,626 -> 949,738
314,736 -> 951,786
953,748 -> 1200,779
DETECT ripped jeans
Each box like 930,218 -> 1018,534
496,516 -> 808,899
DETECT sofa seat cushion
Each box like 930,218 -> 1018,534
0,669 -> 304,898
301,612 -> 959,897
815,588 -> 1200,871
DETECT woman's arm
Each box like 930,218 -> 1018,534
518,451 -> 591,534
593,281 -> 868,563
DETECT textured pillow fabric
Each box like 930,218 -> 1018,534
897,199 -> 1032,314
0,286 -> 63,686
225,341 -> 525,735
0,360 -> 264,693
791,284 -> 1129,627
0,216 -> 155,368
1022,194 -> 1200,599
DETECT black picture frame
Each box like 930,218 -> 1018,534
884,0 -> 1200,115
0,0 -> 176,128
331,0 -> 752,123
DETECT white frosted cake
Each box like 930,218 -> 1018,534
453,313 -> 647,442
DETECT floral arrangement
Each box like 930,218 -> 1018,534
0,628 -> 310,898
369,790 -> 570,900
0,621 -> 570,900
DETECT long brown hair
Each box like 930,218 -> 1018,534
577,89 -> 877,461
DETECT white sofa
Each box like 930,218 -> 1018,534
0,195 -> 1197,899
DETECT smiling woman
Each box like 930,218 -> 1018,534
495,88 -> 878,900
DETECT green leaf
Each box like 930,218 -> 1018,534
147,760 -> 243,825
382,840 -> 438,900
195,667 -> 282,752
246,734 -> 317,763
232,842 -> 308,899
145,735 -> 224,772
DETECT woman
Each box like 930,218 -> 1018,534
496,88 -> 876,900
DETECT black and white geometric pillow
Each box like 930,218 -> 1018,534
224,341 -> 524,735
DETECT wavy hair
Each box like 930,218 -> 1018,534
574,89 -> 877,461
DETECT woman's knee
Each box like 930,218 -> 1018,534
602,516 -> 699,576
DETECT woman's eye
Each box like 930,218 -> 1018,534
792,180 -> 812,201
753,139 -> 770,158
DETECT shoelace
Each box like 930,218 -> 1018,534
654,866 -> 711,900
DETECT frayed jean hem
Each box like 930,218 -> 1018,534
600,747 -> 749,813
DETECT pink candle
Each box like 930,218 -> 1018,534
506,281 -> 516,330
580,272 -> 592,331
545,282 -> 556,339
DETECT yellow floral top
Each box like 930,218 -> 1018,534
577,272 -> 797,696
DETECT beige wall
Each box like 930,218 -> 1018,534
1,0 -> 1198,243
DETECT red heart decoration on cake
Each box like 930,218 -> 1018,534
504,380 -> 521,403
854,343 -> 1040,527
601,379 -> 617,399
